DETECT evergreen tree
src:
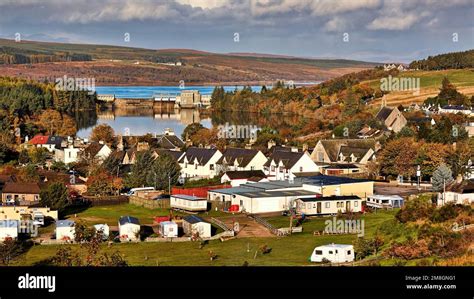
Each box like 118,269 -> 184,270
432,164 -> 454,192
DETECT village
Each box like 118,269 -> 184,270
0,92 -> 472,266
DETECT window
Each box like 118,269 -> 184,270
194,163 -> 198,170
315,250 -> 323,255
354,201 -> 358,207
317,152 -> 324,162
299,166 -> 303,172
251,166 -> 255,171
328,251 -> 333,254
210,164 -> 214,170
347,250 -> 351,255
325,202 -> 330,208
184,163 -> 187,168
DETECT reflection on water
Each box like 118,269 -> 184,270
76,108 -> 302,138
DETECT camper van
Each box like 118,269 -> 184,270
310,244 -> 354,263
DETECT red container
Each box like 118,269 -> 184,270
229,205 -> 240,212
154,216 -> 170,224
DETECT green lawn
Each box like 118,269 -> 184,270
63,204 -> 182,226
364,68 -> 474,89
15,210 -> 398,266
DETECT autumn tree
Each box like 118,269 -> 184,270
124,150 -> 155,188
37,109 -> 77,136
90,124 -> 115,145
86,171 -> 123,196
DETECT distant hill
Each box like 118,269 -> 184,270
0,38 -> 380,85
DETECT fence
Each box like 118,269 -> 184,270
172,185 -> 231,198
129,196 -> 170,209
79,195 -> 129,206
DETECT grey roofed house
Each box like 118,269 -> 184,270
222,170 -> 266,180
376,106 -> 394,122
217,148 -> 260,168
264,150 -> 305,169
156,134 -> 185,149
46,136 -> 64,149
155,149 -> 184,161
119,216 -> 140,226
312,139 -> 377,163
183,215 -> 206,224
83,142 -> 106,158
179,147 -> 219,165
56,220 -> 75,227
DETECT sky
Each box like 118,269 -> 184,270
0,0 -> 473,63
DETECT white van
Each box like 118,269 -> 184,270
126,187 -> 155,196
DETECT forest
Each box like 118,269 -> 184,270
409,49 -> 474,70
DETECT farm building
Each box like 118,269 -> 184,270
310,244 -> 354,263
159,221 -> 178,238
182,215 -> 211,238
366,195 -> 404,209
93,224 -> 110,240
56,220 -> 75,241
170,194 -> 207,212
118,216 -> 141,241
295,195 -> 363,215
0,220 -> 19,241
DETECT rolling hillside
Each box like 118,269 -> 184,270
364,69 -> 474,107
0,38 -> 379,85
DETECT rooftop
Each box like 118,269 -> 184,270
56,220 -> 75,228
119,216 -> 140,226
172,194 -> 206,200
183,215 -> 206,224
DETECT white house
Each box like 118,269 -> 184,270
159,221 -> 178,238
182,215 -> 212,238
178,147 -> 222,179
83,142 -> 112,163
439,105 -> 473,116
56,220 -> 75,241
55,145 -> 82,165
366,195 -> 404,209
437,179 -> 474,206
93,224 -> 110,240
216,148 -> 267,172
170,194 -> 208,212
28,135 -> 63,152
295,195 -> 364,215
0,220 -> 19,241
264,150 -> 319,180
220,170 -> 268,187
310,244 -> 354,263
118,216 -> 141,241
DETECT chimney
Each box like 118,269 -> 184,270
302,143 -> 308,152
267,140 -> 276,149
291,147 -> 298,153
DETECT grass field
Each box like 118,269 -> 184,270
14,209 -> 398,266
364,68 -> 474,107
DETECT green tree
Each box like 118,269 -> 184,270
124,150 -> 155,188
39,182 -> 69,213
146,153 -> 181,192
432,164 -> 454,192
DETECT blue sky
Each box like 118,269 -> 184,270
0,0 -> 472,62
